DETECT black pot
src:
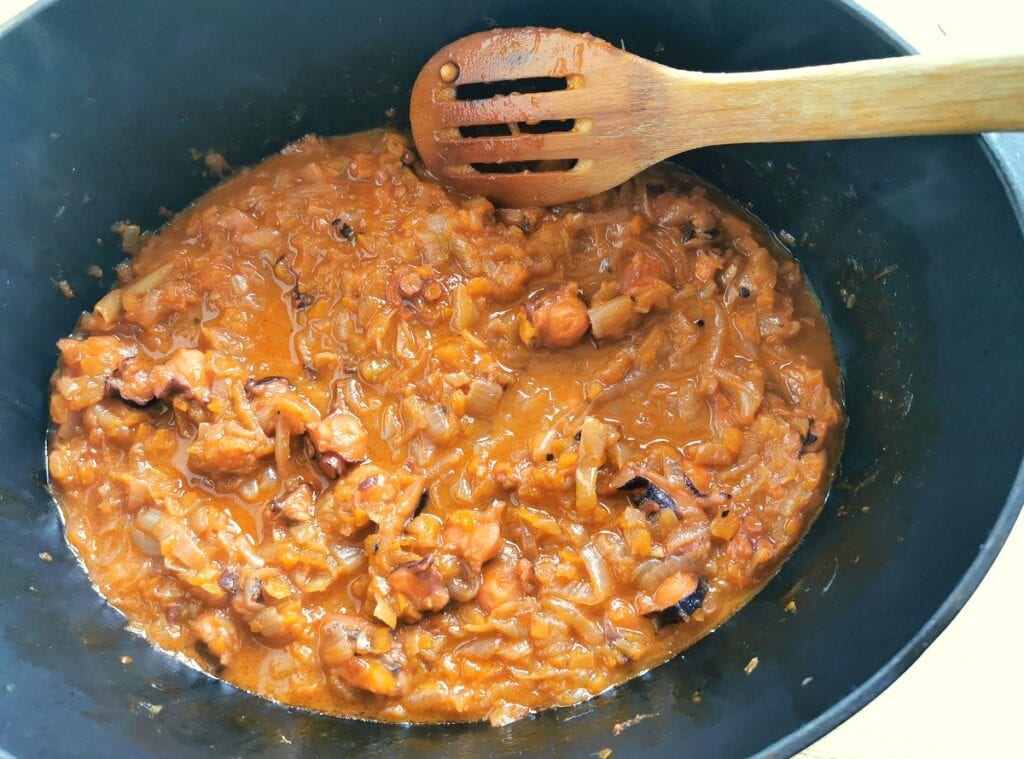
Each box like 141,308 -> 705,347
2,1 -> 1022,756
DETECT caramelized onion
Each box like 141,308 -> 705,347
465,379 -> 502,417
560,542 -> 611,606
541,596 -> 604,645
587,295 -> 635,340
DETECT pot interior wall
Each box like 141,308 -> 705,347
1,1 -> 1022,757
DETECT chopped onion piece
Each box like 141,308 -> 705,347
541,596 -> 604,645
575,417 -> 613,513
333,545 -> 368,576
130,527 -> 161,558
465,379 -> 502,417
135,508 -> 164,535
561,542 -> 611,606
167,533 -> 208,570
125,262 -> 173,295
422,403 -> 454,443
633,554 -> 697,593
93,288 -> 123,323
587,295 -> 634,340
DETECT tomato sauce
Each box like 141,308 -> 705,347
49,130 -> 843,724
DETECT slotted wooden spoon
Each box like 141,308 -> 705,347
410,27 -> 1024,207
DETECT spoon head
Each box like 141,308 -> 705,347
410,27 -> 650,207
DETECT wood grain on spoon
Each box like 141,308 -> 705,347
410,27 -> 1024,206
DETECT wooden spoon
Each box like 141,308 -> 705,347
410,27 -> 1024,207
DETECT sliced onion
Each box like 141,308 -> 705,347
465,379 -> 502,417
125,479 -> 151,512
530,428 -> 558,463
663,523 -> 711,570
560,542 -> 611,606
715,366 -> 765,424
373,595 -> 397,628
125,262 -> 172,295
541,596 -> 604,645
451,477 -> 473,504
575,417 -> 611,513
423,403 -> 453,443
587,295 -> 635,340
408,435 -> 437,467
239,477 -> 260,502
167,534 -> 208,570
497,640 -> 532,661
130,526 -> 162,559
250,607 -> 287,639
490,616 -> 528,639
333,545 -> 367,576
594,531 -> 631,580
456,636 -> 501,659
424,214 -> 449,234
379,405 -> 401,441
135,507 -> 164,535
94,288 -> 123,323
450,284 -> 477,331
234,535 -> 266,568
633,554 -> 697,593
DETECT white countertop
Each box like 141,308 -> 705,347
2,1 -> 1021,756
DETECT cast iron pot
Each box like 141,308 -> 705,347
1,0 -> 1022,756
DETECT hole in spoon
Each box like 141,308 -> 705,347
458,123 -> 514,138
458,119 -> 574,139
516,119 -> 574,134
470,159 -> 578,174
456,76 -> 568,100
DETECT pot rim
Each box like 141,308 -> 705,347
2,1 -> 1022,755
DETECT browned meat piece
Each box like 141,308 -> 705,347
386,265 -> 426,304
225,566 -> 297,645
520,282 -> 589,349
269,484 -> 315,522
374,477 -> 427,540
616,252 -> 675,313
192,610 -> 240,667
781,364 -> 843,450
317,466 -> 425,543
149,348 -> 211,402
443,502 -> 505,572
315,464 -> 397,538
105,348 -> 213,407
318,614 -> 406,697
476,545 -> 530,612
608,463 -> 729,519
55,336 -> 139,411
637,571 -> 700,615
306,410 -> 368,476
229,566 -> 267,619
636,571 -> 707,622
57,335 -> 136,377
188,418 -> 273,475
387,557 -> 450,612
245,376 -> 290,397
617,252 -> 669,297
495,206 -> 545,234
106,357 -> 157,406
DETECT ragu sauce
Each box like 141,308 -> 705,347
48,129 -> 844,725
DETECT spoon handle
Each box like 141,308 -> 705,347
667,55 -> 1024,151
